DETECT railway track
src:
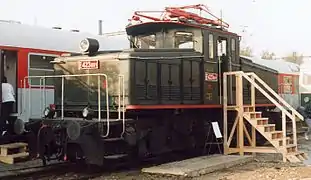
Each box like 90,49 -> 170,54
0,150 -> 199,180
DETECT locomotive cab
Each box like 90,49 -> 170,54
125,9 -> 240,105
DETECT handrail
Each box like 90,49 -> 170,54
240,71 -> 299,149
24,73 -> 110,137
245,72 -> 304,121
118,75 -> 126,137
240,72 -> 294,120
223,71 -> 300,158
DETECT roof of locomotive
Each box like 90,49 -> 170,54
126,4 -> 237,37
0,21 -> 130,53
241,55 -> 299,74
126,21 -> 238,37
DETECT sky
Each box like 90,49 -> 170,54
1,0 -> 311,57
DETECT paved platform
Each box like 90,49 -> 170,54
141,154 -> 254,177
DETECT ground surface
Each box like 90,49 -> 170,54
89,137 -> 311,180
5,136 -> 311,180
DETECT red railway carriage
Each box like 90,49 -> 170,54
241,56 -> 300,109
0,20 -> 129,122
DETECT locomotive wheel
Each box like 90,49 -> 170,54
37,125 -> 56,166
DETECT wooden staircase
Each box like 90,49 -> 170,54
0,142 -> 29,164
223,71 -> 308,163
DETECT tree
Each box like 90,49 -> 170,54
240,46 -> 253,57
283,51 -> 304,65
261,50 -> 275,60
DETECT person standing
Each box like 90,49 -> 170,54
1,76 -> 15,135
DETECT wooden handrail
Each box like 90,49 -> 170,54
240,73 -> 294,119
223,71 -> 300,159
245,72 -> 304,121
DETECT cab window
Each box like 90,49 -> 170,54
208,34 -> 214,59
231,38 -> 236,62
174,32 -> 194,49
133,34 -> 156,49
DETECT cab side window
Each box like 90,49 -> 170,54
208,34 -> 214,60
231,38 -> 236,62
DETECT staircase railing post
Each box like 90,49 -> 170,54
292,112 -> 298,151
250,75 -> 255,107
223,73 -> 228,154
236,73 -> 244,155
250,74 -> 256,155
282,111 -> 287,162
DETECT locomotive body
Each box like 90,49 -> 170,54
27,5 -> 285,166
52,27 -> 278,112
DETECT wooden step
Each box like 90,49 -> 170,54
271,137 -> 292,147
286,144 -> 297,153
0,142 -> 29,164
286,151 -> 307,163
254,118 -> 269,125
0,152 -> 29,164
244,112 -> 262,119
269,131 -> 283,140
292,152 -> 308,161
243,106 -> 255,112
0,142 -> 27,156
286,153 -> 302,163
257,124 -> 275,132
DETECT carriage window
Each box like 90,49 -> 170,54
209,34 -> 214,59
28,54 -> 56,86
282,76 -> 293,94
174,32 -> 194,49
302,73 -> 311,86
134,34 -> 155,49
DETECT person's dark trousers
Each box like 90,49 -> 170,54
0,101 -> 14,135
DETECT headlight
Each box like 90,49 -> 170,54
79,39 -> 90,52
43,104 -> 56,118
82,107 -> 94,120
82,107 -> 89,118
43,108 -> 50,116
79,38 -> 99,54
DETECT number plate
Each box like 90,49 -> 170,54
78,60 -> 99,70
205,72 -> 218,82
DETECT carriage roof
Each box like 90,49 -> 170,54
241,55 -> 299,74
0,21 -> 130,53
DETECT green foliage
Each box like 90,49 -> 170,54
260,50 -> 275,60
283,52 -> 304,65
240,46 -> 253,57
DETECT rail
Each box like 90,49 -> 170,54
223,71 -> 304,154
